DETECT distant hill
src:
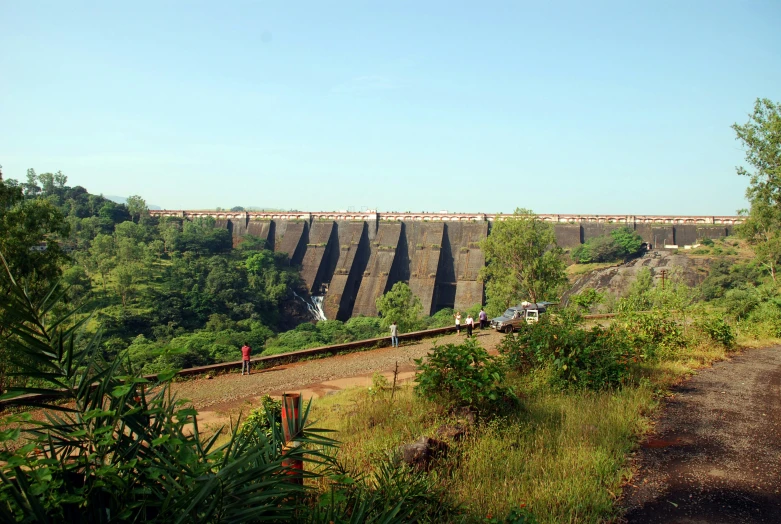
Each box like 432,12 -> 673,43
105,195 -> 162,210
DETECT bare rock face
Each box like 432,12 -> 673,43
277,293 -> 315,331
562,251 -> 713,308
398,436 -> 448,470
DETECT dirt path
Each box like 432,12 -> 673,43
171,330 -> 504,427
622,346 -> 781,523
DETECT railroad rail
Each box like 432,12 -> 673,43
0,314 -> 617,411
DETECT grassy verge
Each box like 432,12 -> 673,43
308,338 -> 740,522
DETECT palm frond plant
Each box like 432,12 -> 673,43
0,253 -> 338,523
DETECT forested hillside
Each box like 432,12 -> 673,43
0,169 -> 317,378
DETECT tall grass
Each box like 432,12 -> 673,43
450,383 -> 655,522
310,337 -> 735,522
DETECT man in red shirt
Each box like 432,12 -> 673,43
241,344 -> 252,375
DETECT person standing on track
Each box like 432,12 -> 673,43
479,308 -> 487,329
454,311 -> 461,334
390,321 -> 399,347
465,314 -> 474,337
241,343 -> 252,375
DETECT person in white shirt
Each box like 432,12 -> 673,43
390,321 -> 399,347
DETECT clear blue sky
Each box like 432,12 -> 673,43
1,1 -> 779,215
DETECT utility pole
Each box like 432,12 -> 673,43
658,269 -> 668,290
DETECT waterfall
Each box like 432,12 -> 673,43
293,291 -> 327,321
311,295 -> 327,321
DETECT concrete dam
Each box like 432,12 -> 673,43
150,210 -> 741,320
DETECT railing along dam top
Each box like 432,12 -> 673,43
149,210 -> 743,226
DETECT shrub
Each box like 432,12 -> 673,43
700,237 -> 715,247
423,307 -> 455,328
739,300 -> 781,339
343,316 -> 384,340
616,311 -> 686,360
498,315 -> 635,390
616,268 -> 654,312
238,395 -> 282,441
570,287 -> 605,312
572,227 -> 644,264
696,315 -> 736,349
722,288 -> 761,319
414,338 -> 515,412
367,372 -> 390,397
700,259 -> 765,300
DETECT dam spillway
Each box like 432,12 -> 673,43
151,210 -> 741,318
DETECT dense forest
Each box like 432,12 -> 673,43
0,169 -> 386,378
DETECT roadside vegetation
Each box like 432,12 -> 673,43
311,304 -> 739,522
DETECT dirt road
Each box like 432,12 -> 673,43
171,330 -> 504,426
622,346 -> 781,523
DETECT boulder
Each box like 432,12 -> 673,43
398,436 -> 448,470
436,423 -> 468,441
452,406 -> 478,426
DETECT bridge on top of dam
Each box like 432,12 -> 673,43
149,210 -> 743,320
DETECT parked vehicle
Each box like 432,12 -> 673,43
490,302 -> 549,333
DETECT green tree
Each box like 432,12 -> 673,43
98,201 -> 131,224
38,172 -> 55,195
23,168 -> 40,197
0,176 -> 69,292
611,226 -> 644,258
61,264 -> 93,301
375,281 -> 423,332
53,170 -> 68,189
86,233 -> 116,290
733,98 -> 781,282
479,208 -> 567,315
126,194 -> 148,223
114,220 -> 146,244
159,217 -> 181,253
114,262 -> 143,306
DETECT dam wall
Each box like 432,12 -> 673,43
406,222 -> 445,316
322,221 -> 370,321
352,222 -> 402,317
441,222 -> 488,312
273,220 -> 307,264
152,210 -> 742,319
300,221 -> 335,293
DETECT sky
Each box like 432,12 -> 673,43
1,1 -> 779,215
